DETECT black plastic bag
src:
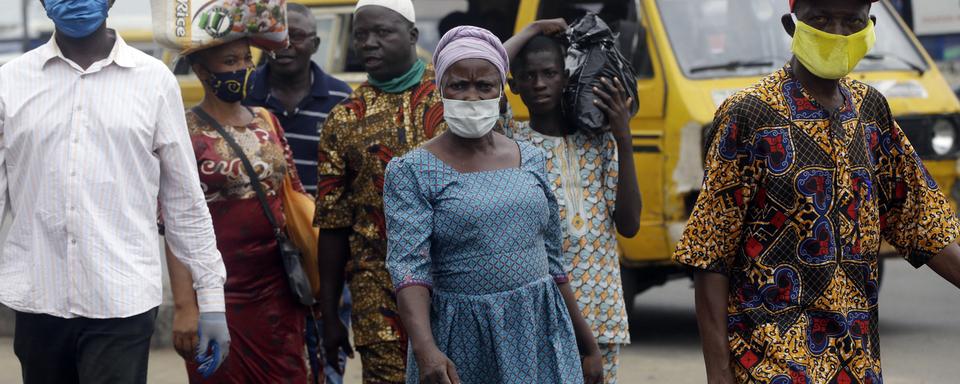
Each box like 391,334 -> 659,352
563,14 -> 639,134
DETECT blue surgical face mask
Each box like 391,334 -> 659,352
203,66 -> 254,103
44,0 -> 110,39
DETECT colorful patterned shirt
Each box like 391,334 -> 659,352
314,66 -> 445,348
505,121 -> 630,345
314,65 -> 445,272
674,66 -> 960,383
184,107 -> 310,382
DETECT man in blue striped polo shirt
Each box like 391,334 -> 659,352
245,4 -> 352,384
247,3 -> 351,195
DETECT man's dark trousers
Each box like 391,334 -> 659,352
14,307 -> 158,384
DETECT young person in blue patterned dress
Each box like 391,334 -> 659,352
383,26 -> 603,384
502,20 -> 643,383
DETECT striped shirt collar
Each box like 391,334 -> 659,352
38,31 -> 138,70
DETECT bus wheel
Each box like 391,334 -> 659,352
620,266 -> 669,326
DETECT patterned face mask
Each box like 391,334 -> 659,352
203,66 -> 254,103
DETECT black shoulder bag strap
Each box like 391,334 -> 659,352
191,106 -> 315,306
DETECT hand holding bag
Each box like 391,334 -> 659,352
192,107 -> 315,307
563,13 -> 640,134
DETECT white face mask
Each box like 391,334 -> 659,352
442,89 -> 502,139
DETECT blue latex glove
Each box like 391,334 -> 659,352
196,312 -> 230,378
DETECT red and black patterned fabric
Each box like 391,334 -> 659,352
183,108 -> 309,383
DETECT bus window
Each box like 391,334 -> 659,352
416,0 -> 520,50
310,7 -> 354,74
536,0 -> 653,78
314,12 -> 348,73
418,0 -> 469,53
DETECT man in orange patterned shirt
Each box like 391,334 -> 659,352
675,0 -> 960,383
313,1 -> 444,383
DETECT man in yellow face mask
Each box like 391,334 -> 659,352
673,0 -> 960,383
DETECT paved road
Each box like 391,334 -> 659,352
625,259 -> 960,383
0,259 -> 955,383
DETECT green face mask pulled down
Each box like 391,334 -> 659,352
791,19 -> 876,80
367,59 -> 426,94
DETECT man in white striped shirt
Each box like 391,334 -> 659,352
0,1 -> 230,382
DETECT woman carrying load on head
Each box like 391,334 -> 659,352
164,37 -> 310,383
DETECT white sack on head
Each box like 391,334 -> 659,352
152,0 -> 289,55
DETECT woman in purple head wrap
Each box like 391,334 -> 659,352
383,26 -> 603,384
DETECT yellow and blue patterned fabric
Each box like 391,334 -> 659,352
675,65 -> 960,383
383,141 -> 584,383
504,121 -> 630,382
504,122 -> 631,346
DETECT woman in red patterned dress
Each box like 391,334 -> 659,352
164,38 -> 310,383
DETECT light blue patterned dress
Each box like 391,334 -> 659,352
384,141 -> 584,384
